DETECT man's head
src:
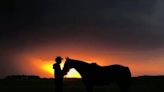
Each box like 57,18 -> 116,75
55,56 -> 63,64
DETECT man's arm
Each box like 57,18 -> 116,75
53,64 -> 56,69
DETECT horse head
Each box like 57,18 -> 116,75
62,57 -> 74,75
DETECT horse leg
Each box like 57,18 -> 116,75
118,79 -> 131,92
86,85 -> 93,92
119,84 -> 129,92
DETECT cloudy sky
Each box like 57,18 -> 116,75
0,0 -> 164,78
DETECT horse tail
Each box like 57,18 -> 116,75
118,67 -> 132,92
126,67 -> 132,79
123,67 -> 131,84
124,67 -> 132,90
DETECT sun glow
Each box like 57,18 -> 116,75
41,62 -> 54,75
64,69 -> 81,78
34,59 -> 81,78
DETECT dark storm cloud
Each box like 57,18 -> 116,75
0,0 -> 163,53
0,0 -> 47,28
151,0 -> 164,26
0,0 -> 164,77
44,0 -> 156,26
0,0 -> 157,27
0,26 -> 164,51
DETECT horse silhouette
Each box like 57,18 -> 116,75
62,58 -> 132,92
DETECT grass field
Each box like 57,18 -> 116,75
0,76 -> 164,92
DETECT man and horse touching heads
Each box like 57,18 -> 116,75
53,56 -> 132,92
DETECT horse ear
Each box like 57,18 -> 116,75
65,57 -> 70,60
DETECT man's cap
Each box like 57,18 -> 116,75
55,56 -> 63,60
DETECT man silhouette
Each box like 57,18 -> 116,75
53,56 -> 63,92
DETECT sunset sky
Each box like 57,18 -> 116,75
0,0 -> 164,78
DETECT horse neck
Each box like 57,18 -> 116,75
72,60 -> 89,78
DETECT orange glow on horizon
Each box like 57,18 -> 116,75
17,46 -> 164,78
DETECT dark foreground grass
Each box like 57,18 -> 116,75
1,76 -> 164,92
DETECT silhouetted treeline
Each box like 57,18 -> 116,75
4,75 -> 164,80
5,75 -> 40,80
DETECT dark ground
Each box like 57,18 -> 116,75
0,76 -> 164,92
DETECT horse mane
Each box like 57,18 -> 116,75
68,58 -> 90,65
68,58 -> 126,68
68,58 -> 102,68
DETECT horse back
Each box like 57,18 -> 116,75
92,65 -> 131,81
105,65 -> 131,77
